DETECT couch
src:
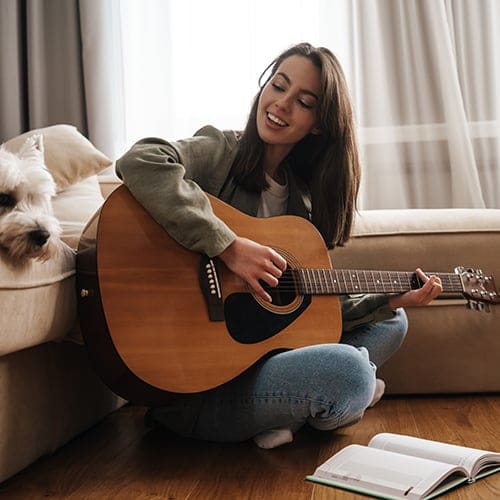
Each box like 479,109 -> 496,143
0,125 -> 125,483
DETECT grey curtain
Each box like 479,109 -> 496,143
0,0 -> 124,159
0,0 -> 87,142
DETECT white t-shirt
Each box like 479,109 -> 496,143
257,172 -> 289,217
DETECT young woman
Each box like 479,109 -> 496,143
116,43 -> 442,449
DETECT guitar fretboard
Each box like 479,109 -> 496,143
289,269 -> 463,295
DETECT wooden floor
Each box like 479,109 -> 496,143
1,395 -> 499,499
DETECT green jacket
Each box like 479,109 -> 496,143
116,125 -> 395,332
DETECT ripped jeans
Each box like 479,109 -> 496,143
148,308 -> 408,442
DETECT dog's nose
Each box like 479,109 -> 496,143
29,229 -> 50,246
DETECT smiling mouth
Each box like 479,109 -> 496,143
267,112 -> 288,127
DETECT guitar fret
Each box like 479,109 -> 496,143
353,271 -> 360,293
331,270 -> 338,293
405,272 -> 412,290
300,269 -> 306,293
346,270 -> 352,292
393,272 -> 399,292
390,272 -> 396,293
345,269 -> 353,293
304,269 -> 310,293
392,272 -> 399,292
377,271 -> 384,293
353,271 -> 359,293
307,269 -> 314,293
332,270 -> 340,293
321,269 -> 328,294
309,269 -> 315,293
343,269 -> 349,294
339,270 -> 345,293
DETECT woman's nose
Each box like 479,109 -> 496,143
275,93 -> 292,112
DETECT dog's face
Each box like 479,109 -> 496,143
0,135 -> 62,265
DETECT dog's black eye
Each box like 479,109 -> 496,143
0,193 -> 16,207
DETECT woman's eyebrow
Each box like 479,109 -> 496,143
275,72 -> 318,100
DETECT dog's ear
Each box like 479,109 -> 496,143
17,134 -> 44,160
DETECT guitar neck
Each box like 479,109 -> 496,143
292,269 -> 463,295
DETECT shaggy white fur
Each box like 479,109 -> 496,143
0,135 -> 62,264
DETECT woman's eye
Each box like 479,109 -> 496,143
272,83 -> 285,92
298,99 -> 314,109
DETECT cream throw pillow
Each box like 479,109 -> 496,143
3,124 -> 112,191
52,175 -> 104,250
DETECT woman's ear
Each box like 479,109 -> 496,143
310,126 -> 322,135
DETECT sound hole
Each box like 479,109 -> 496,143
260,269 -> 297,306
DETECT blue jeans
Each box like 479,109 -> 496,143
148,308 -> 408,442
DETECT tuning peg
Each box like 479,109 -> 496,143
481,302 -> 490,312
466,300 -> 490,312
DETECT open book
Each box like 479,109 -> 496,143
306,433 -> 500,499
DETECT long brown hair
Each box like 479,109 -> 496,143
231,42 -> 361,247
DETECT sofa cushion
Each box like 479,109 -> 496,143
52,175 -> 104,250
3,124 -> 112,191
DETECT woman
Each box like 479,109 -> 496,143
116,43 -> 442,448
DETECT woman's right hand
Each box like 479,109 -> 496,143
218,237 -> 288,302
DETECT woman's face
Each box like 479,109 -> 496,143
256,55 -> 321,154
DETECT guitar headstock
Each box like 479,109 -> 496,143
455,267 -> 500,312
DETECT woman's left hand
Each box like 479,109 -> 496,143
388,268 -> 443,309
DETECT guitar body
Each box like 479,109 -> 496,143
77,185 -> 341,403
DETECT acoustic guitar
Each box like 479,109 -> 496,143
77,185 -> 499,405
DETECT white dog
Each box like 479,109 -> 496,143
0,135 -> 61,265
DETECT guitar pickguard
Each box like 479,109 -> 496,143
224,292 -> 312,344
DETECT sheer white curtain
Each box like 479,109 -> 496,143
80,0 -> 126,160
350,0 -> 500,209
116,0 -> 500,209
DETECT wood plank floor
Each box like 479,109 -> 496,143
1,395 -> 499,499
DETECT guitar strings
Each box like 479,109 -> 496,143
261,271 -> 462,294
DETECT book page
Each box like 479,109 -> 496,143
312,444 -> 467,499
369,433 -> 497,476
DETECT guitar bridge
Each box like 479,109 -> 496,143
199,255 -> 225,321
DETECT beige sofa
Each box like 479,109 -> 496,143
0,126 -> 125,483
332,208 -> 500,394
